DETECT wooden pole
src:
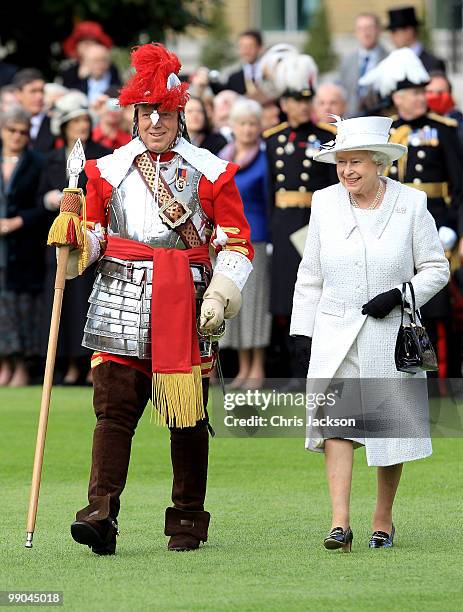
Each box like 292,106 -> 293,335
25,246 -> 70,548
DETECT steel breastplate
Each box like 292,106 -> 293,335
108,155 -> 210,248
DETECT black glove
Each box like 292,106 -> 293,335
293,335 -> 312,372
361,288 -> 402,319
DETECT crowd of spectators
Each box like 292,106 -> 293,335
0,9 -> 462,387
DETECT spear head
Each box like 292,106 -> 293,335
67,138 -> 86,189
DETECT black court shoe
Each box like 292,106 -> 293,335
323,526 -> 353,552
71,517 -> 119,556
369,524 -> 395,549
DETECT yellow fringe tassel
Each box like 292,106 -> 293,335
46,188 -> 89,276
151,365 -> 205,428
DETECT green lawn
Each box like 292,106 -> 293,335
1,387 -> 462,611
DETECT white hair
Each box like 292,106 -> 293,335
229,98 -> 262,123
316,81 -> 348,102
369,150 -> 389,170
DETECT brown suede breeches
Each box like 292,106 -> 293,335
87,361 -> 209,518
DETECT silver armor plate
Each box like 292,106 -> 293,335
83,257 -> 211,359
107,155 -> 210,247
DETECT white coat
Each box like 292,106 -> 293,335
290,177 -> 450,466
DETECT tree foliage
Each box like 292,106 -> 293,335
199,0 -> 235,70
303,0 -> 337,74
0,0 -> 208,78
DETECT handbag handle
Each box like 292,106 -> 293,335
401,282 -> 418,325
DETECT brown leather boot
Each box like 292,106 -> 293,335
166,380 -> 211,551
165,507 -> 210,551
73,362 -> 150,554
87,362 -> 151,517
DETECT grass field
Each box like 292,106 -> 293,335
1,386 -> 462,611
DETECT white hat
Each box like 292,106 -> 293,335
314,115 -> 407,164
51,91 -> 90,136
358,48 -> 429,98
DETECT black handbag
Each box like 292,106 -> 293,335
394,282 -> 438,374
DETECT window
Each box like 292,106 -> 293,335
433,0 -> 462,29
259,0 -> 320,31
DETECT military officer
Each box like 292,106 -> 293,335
264,53 -> 337,379
360,48 -> 463,377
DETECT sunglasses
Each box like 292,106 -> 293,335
5,126 -> 29,137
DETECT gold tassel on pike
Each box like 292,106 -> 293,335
151,365 -> 205,428
46,187 -> 89,275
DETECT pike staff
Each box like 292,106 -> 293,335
25,139 -> 87,548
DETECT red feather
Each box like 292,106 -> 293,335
119,43 -> 189,110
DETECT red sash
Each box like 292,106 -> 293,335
104,236 -> 211,426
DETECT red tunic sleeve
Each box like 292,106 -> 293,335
198,162 -> 254,262
82,159 -> 113,231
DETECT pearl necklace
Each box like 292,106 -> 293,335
349,179 -> 384,210
2,155 -> 19,163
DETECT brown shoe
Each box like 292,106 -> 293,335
71,495 -> 119,555
71,517 -> 118,555
168,534 -> 200,551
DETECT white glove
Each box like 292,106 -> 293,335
199,273 -> 242,332
56,247 -> 80,280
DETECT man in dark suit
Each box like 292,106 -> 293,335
223,30 -> 263,95
13,69 -> 54,154
386,6 -> 446,73
337,12 -> 388,117
193,30 -> 265,100
264,54 -> 337,382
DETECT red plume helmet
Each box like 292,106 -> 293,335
118,43 -> 189,111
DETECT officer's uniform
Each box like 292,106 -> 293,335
264,120 -> 337,316
387,111 -> 463,376
387,112 -> 463,234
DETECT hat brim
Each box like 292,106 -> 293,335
386,20 -> 420,31
313,143 -> 407,164
51,108 -> 90,136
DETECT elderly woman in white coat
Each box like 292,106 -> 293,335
290,116 -> 449,552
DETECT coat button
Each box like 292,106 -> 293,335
278,134 -> 287,143
299,186 -> 307,192
303,159 -> 311,167
276,146 -> 284,155
277,173 -> 285,182
300,172 -> 310,181
417,150 -> 426,159
413,178 -> 422,184
276,160 -> 284,168
415,164 -> 423,172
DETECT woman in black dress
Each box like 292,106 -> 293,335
0,108 -> 45,386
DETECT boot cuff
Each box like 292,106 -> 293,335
164,507 -> 210,541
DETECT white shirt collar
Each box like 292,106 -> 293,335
96,136 -> 228,188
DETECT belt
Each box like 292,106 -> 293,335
275,191 -> 313,208
404,181 -> 449,201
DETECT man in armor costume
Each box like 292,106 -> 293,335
67,43 -> 253,554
